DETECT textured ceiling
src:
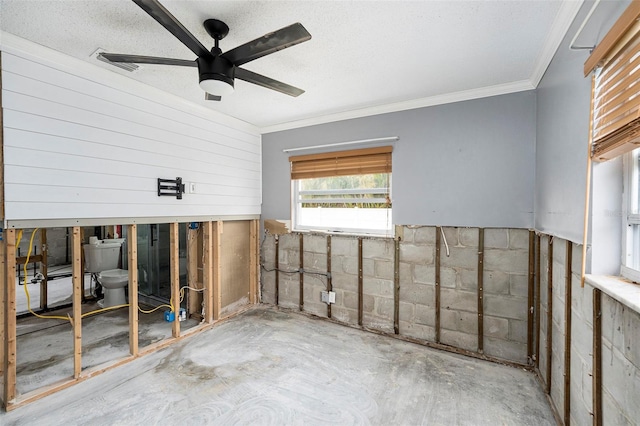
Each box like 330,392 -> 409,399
0,0 -> 581,131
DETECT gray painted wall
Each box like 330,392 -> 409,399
535,0 -> 626,272
263,92 -> 536,228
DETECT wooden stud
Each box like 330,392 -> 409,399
170,223 -> 180,338
39,229 -> 48,311
393,236 -> 400,335
435,226 -> 441,344
4,229 -> 17,404
274,235 -> 279,306
203,222 -> 214,323
527,230 -> 535,364
564,241 -> 573,425
358,238 -> 363,326
535,234 -> 541,368
299,233 -> 304,311
477,228 -> 484,353
127,224 -> 138,356
187,225 -> 199,316
593,288 -> 603,426
213,221 -> 222,320
72,226 -> 82,379
326,235 -> 332,319
546,237 -> 554,394
250,219 -> 259,304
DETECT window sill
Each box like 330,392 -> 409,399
294,228 -> 395,239
584,274 -> 640,314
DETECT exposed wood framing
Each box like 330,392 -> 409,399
435,226 -> 441,344
477,228 -> 484,353
593,288 -> 603,426
250,219 -> 259,304
72,226 -> 82,379
203,221 -> 214,323
564,241 -> 572,425
546,237 -> 554,394
3,229 -> 16,405
187,225 -> 200,317
527,230 -> 535,364
127,224 -> 138,356
170,223 -> 180,338
327,235 -> 332,319
535,234 -> 541,368
213,221 -> 222,320
274,235 -> 279,306
299,233 -> 304,311
358,238 -> 363,326
394,235 -> 400,335
40,229 -> 48,311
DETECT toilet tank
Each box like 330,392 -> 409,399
83,240 -> 123,273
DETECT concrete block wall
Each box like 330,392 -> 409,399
550,238 -> 567,415
260,226 -> 533,364
601,292 -> 640,424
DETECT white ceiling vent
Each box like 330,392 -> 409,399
91,48 -> 140,73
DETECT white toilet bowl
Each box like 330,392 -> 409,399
97,269 -> 129,308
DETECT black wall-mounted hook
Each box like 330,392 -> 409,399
158,177 -> 185,200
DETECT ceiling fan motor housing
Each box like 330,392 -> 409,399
197,56 -> 235,88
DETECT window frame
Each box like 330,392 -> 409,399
621,148 -> 640,282
291,173 -> 393,237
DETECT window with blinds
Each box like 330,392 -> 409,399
591,18 -> 640,161
288,146 -> 393,235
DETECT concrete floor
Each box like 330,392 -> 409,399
2,307 -> 555,425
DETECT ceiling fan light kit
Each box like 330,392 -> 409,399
101,0 -> 311,101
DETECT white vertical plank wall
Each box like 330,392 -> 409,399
0,37 -> 261,226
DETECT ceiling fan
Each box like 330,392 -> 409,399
100,0 -> 311,101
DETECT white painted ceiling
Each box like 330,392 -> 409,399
0,0 -> 581,131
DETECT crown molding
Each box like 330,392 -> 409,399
260,79 -> 535,134
0,31 -> 260,136
529,0 -> 584,87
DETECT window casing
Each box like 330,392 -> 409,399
622,148 -> 640,282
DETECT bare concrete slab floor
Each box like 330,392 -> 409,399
1,307 -> 555,425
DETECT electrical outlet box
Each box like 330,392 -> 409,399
321,291 -> 336,305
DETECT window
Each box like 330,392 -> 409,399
622,148 -> 640,281
289,146 -> 392,235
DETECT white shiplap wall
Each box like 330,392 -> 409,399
1,35 -> 261,228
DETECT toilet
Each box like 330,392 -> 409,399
83,238 -> 129,308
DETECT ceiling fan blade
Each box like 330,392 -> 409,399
100,53 -> 197,67
221,23 -> 311,67
132,0 -> 210,58
205,93 -> 222,101
235,67 -> 304,97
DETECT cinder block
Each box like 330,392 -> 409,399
441,288 -> 477,313
399,262 -> 412,284
414,264 -> 435,285
402,227 -> 415,243
623,308 -> 640,369
363,239 -> 394,260
459,269 -> 478,291
400,283 -> 434,306
484,316 -> 509,339
363,313 -> 394,333
376,297 -> 394,319
400,244 -> 433,264
509,319 -> 528,344
414,227 -> 436,244
330,305 -> 358,325
484,249 -> 528,274
331,237 -> 358,256
363,277 -> 394,297
278,233 -> 299,250
343,291 -> 375,313
484,294 -> 528,320
303,252 -> 327,271
441,247 -> 478,270
509,274 -> 529,297
400,321 -> 435,341
374,260 -> 394,280
484,229 -> 508,249
484,270 -> 509,295
363,258 -> 375,276
415,304 -> 435,326
508,229 -> 530,250
307,234 -> 329,253
440,308 -> 459,331
439,267 -> 457,288
399,301 -> 414,322
457,311 -> 478,334
440,329 -> 477,352
459,228 -> 479,247
484,337 -> 527,363
341,256 -> 358,275
441,227 -> 460,247
330,271 -> 358,293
